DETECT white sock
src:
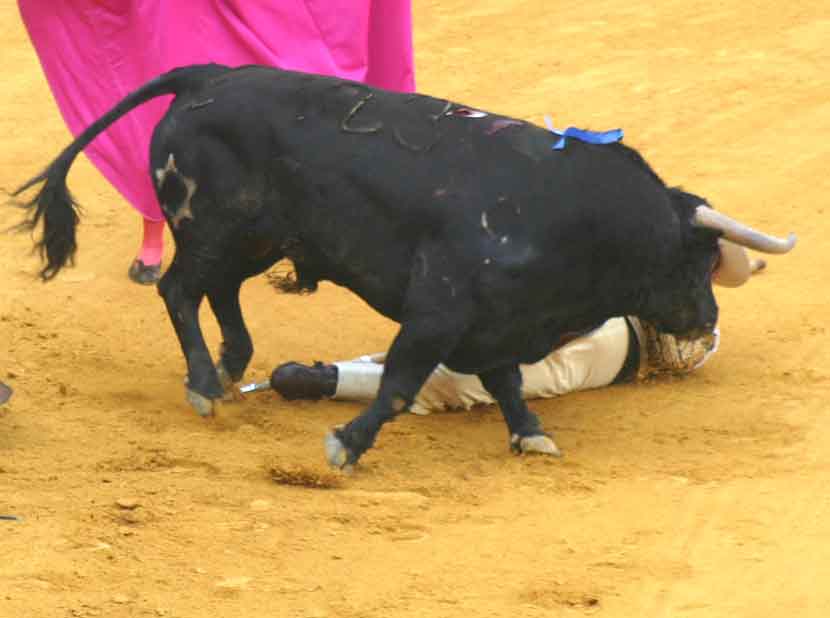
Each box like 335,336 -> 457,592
332,361 -> 384,401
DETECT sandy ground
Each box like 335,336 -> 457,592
1,1 -> 829,616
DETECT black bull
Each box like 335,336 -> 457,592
14,64 -> 795,468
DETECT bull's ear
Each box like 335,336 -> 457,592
687,221 -> 722,253
667,187 -> 707,221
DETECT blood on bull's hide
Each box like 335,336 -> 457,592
12,64 -> 796,469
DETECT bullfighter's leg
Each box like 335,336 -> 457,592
478,364 -> 561,456
157,257 -> 223,417
207,278 -> 253,394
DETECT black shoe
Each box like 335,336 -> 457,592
270,361 -> 338,400
128,259 -> 161,285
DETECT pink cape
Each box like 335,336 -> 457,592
18,1 -> 415,221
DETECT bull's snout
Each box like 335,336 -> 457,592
655,294 -> 718,341
674,300 -> 718,340
677,321 -> 716,341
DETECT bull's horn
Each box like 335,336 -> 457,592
693,206 -> 797,254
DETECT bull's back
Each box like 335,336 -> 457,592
159,64 -> 668,232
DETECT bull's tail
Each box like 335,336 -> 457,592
11,63 -> 229,280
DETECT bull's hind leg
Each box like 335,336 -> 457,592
157,258 -> 223,417
478,365 -> 561,456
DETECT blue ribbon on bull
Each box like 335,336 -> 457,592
544,116 -> 623,150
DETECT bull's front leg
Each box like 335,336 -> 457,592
478,365 -> 561,456
325,241 -> 473,469
325,315 -> 464,469
157,261 -> 223,417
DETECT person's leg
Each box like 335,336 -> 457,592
518,317 -> 633,398
412,317 -> 632,413
20,0 -> 171,282
128,218 -> 164,284
269,360 -> 372,401
269,317 -> 636,412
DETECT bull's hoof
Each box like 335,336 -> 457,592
324,426 -> 355,472
511,433 -> 562,457
186,388 -> 216,417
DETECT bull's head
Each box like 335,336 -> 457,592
639,190 -> 796,339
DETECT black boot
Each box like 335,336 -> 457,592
270,362 -> 338,400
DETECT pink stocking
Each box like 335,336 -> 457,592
138,218 -> 165,266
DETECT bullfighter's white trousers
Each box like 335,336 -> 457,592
334,317 -> 631,415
